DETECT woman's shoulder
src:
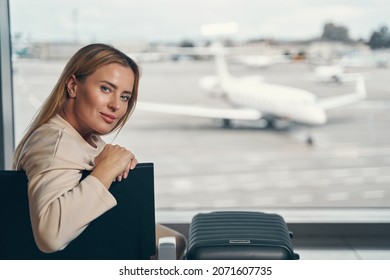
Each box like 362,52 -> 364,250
20,116 -> 103,169
29,115 -> 101,147
24,119 -> 69,155
17,120 -> 67,170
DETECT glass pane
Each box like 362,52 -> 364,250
10,0 -> 390,212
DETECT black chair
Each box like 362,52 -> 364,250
0,162 -> 156,260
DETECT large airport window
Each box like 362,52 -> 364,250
8,0 -> 390,221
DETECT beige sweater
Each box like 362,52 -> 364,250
15,115 -> 117,253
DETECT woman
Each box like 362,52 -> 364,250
13,43 -> 186,259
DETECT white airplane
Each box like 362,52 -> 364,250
137,43 -> 367,144
126,52 -> 166,63
313,65 -> 363,84
233,54 -> 290,69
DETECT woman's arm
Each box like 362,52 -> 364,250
27,163 -> 117,253
19,125 -> 137,253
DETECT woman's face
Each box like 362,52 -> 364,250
64,63 -> 135,140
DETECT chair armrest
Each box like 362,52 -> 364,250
158,236 -> 176,260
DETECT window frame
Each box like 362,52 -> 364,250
0,0 -> 15,170
3,0 -> 390,227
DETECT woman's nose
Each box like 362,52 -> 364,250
108,98 -> 120,111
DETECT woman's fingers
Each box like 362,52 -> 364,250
94,144 -> 138,184
130,158 -> 138,170
117,158 -> 138,181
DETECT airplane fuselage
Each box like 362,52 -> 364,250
220,76 -> 327,126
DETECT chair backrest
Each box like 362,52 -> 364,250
0,162 -> 156,260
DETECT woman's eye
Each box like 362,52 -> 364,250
121,95 -> 131,102
101,86 -> 110,93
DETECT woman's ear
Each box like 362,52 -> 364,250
66,75 -> 78,98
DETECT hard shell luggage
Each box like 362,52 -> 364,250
186,211 -> 299,260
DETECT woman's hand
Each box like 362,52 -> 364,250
91,144 -> 138,188
114,156 -> 138,182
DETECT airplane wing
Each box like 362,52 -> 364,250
136,102 -> 262,120
318,75 -> 367,110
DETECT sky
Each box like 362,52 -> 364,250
9,0 -> 390,44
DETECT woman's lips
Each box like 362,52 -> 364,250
100,112 -> 116,124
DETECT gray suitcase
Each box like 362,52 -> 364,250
186,211 -> 299,260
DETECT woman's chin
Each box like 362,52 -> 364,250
94,126 -> 115,135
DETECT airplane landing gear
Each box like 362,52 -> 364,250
222,119 -> 232,128
306,127 -> 314,145
306,135 -> 314,145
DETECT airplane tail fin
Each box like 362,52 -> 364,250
318,75 -> 367,110
210,43 -> 232,83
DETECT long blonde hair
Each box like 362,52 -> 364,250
12,43 -> 141,169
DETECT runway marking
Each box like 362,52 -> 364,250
352,100 -> 390,109
171,201 -> 199,208
342,177 -> 367,186
241,182 -> 268,190
326,192 -> 350,201
157,165 -> 390,195
251,196 -> 277,205
374,176 -> 390,183
212,199 -> 239,208
289,194 -> 312,204
268,171 -> 294,179
171,178 -> 194,193
235,173 -> 260,183
362,190 -> 384,199
275,180 -> 300,189
204,184 -> 233,193
203,175 -> 229,184
308,178 -> 335,187
360,167 -> 386,176
328,169 -> 352,177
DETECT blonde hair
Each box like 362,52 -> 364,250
12,43 -> 141,169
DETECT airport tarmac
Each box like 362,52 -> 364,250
12,58 -> 390,211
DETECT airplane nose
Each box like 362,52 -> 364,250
297,107 -> 327,125
311,109 -> 327,125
